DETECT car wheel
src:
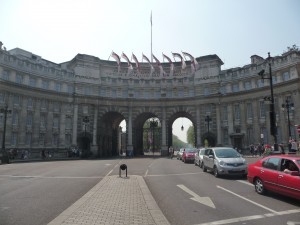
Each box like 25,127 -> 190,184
213,166 -> 219,178
254,178 -> 266,195
203,164 -> 207,172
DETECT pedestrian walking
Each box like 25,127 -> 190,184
169,146 -> 174,159
250,144 -> 254,157
290,139 -> 297,154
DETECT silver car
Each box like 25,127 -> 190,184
194,148 -> 206,168
202,147 -> 247,178
177,148 -> 185,160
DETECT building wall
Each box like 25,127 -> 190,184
0,46 -> 299,156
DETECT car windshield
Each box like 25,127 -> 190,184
199,150 -> 205,155
186,148 -> 197,153
215,149 -> 240,158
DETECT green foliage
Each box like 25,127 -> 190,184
187,125 -> 195,146
172,135 -> 187,149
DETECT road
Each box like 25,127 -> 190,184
0,157 -> 299,225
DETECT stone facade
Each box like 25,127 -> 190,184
0,45 -> 299,157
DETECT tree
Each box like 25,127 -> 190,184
187,125 -> 195,146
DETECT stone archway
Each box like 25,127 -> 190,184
97,112 -> 125,157
77,132 -> 92,158
167,112 -> 196,149
133,113 -> 161,156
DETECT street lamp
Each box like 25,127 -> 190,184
83,116 -> 89,137
149,118 -> 158,156
205,115 -> 212,133
258,52 -> 278,151
281,99 -> 294,140
1,104 -> 12,164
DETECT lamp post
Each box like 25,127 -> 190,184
281,99 -> 294,140
149,118 -> 157,156
258,52 -> 278,151
83,116 -> 89,137
1,104 -> 12,164
205,115 -> 212,133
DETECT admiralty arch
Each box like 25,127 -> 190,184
0,43 -> 299,157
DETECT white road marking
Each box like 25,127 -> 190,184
177,184 -> 216,209
147,172 -> 204,177
287,221 -> 300,225
195,209 -> 300,225
104,163 -> 111,166
217,185 -> 277,213
0,175 -> 102,179
144,169 -> 149,177
237,180 -> 253,186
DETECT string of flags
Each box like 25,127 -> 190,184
109,51 -> 199,75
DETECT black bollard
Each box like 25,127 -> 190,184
119,164 -> 127,177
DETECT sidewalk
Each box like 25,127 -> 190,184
48,175 -> 170,225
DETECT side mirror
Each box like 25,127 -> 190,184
208,155 -> 214,158
290,171 -> 299,176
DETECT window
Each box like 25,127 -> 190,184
259,101 -> 266,118
232,83 -> 239,92
66,116 -> 72,129
53,116 -> 59,128
234,105 -> 240,120
13,95 -> 20,105
42,80 -> 49,89
27,98 -> 33,108
247,128 -> 253,145
204,87 -> 210,96
282,72 -> 290,81
53,134 -> 59,146
39,133 -> 45,145
55,83 -> 61,92
26,113 -> 33,126
0,93 -> 5,103
40,114 -> 46,128
246,103 -> 253,119
25,133 -> 32,146
29,77 -> 36,87
67,85 -> 74,94
222,106 -> 228,121
53,102 -> 60,112
65,134 -> 72,146
257,79 -> 264,87
262,158 -> 280,170
2,70 -> 9,80
16,74 -> 23,84
12,111 -> 19,125
244,81 -> 252,90
41,99 -> 48,110
11,133 -> 17,146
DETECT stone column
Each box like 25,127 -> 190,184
19,97 -> 27,146
161,107 -> 167,155
72,104 -> 78,145
216,104 -> 222,145
126,106 -> 133,154
196,106 -> 201,147
59,104 -> 65,149
227,103 -> 234,146
91,105 -> 98,155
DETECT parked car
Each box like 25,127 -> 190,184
194,148 -> 207,168
202,147 -> 248,177
247,155 -> 300,200
177,148 -> 185,160
182,148 -> 197,163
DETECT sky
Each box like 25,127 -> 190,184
1,0 -> 299,142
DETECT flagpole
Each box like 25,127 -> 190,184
151,10 -> 153,63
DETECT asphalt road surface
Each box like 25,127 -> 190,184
0,157 -> 299,225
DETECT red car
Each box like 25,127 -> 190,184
247,155 -> 300,200
182,148 -> 197,163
